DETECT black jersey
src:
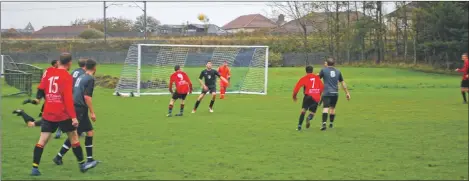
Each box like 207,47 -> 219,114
199,69 -> 220,88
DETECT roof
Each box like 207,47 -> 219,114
222,14 -> 276,30
32,25 -> 92,38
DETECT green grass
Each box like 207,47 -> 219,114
1,64 -> 468,180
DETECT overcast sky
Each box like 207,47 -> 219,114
1,1 -> 396,29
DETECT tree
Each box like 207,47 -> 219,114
79,29 -> 105,39
71,17 -> 134,32
133,15 -> 160,33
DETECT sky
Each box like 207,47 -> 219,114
1,1 -> 396,30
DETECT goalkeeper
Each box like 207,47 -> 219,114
217,61 -> 231,99
192,60 -> 229,113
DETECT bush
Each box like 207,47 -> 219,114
269,51 -> 283,67
79,29 -> 105,39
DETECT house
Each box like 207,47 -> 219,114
271,11 -> 365,34
155,25 -> 185,35
385,2 -> 419,33
222,14 -> 277,33
32,25 -> 95,39
1,22 -> 35,37
186,24 -> 226,35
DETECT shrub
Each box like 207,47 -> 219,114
79,29 -> 105,39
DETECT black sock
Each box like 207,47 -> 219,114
194,100 -> 201,110
32,144 -> 44,169
71,142 -> 85,165
330,114 -> 335,124
180,104 -> 185,113
322,113 -> 328,124
34,120 -> 42,126
307,113 -> 314,121
209,100 -> 215,109
20,112 -> 35,123
168,104 -> 173,114
298,112 -> 306,127
462,92 -> 467,102
57,139 -> 71,158
85,136 -> 94,162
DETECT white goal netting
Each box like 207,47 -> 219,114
115,44 -> 269,96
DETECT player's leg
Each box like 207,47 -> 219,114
306,100 -> 319,129
60,119 -> 96,172
220,82 -> 226,99
12,109 -> 37,127
297,96 -> 311,131
193,90 -> 207,113
321,96 -> 331,131
175,94 -> 187,116
461,80 -> 469,104
209,88 -> 217,112
328,96 -> 339,128
55,128 -> 62,139
31,120 -> 55,176
167,93 -> 178,117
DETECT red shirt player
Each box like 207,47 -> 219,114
218,61 -> 231,99
292,65 -> 324,131
167,65 -> 193,117
31,53 -> 96,176
456,53 -> 469,103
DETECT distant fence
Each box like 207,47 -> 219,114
3,51 -> 362,66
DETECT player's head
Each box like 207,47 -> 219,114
78,58 -> 87,68
305,65 -> 313,74
223,61 -> 228,66
206,60 -> 212,69
174,65 -> 181,71
59,52 -> 73,71
85,59 -> 97,75
462,53 -> 468,61
50,60 -> 58,68
326,58 -> 335,67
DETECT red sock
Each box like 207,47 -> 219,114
220,87 -> 226,95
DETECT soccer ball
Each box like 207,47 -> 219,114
198,14 -> 206,21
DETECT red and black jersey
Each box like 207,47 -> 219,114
293,73 -> 324,102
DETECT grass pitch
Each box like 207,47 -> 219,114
1,64 -> 468,180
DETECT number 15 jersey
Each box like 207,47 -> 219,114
293,73 -> 324,102
38,68 -> 76,122
169,70 -> 192,94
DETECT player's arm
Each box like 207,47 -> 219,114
338,74 -> 350,100
63,76 -> 77,119
33,76 -> 48,104
292,78 -> 304,101
227,67 -> 231,81
84,78 -> 96,117
215,70 -> 228,83
319,69 -> 324,79
183,73 -> 193,93
198,71 -> 206,88
168,75 -> 175,94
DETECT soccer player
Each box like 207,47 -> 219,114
292,65 -> 324,131
455,53 -> 469,104
217,61 -> 231,99
53,59 -> 99,166
319,58 -> 351,131
30,53 -> 96,176
167,65 -> 192,117
192,60 -> 229,113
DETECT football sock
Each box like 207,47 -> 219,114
71,142 -> 85,165
180,104 -> 185,113
168,104 -> 174,114
298,111 -> 306,127
330,114 -> 335,124
20,112 -> 35,123
322,113 -> 328,124
209,100 -> 215,109
32,144 -> 44,169
194,100 -> 201,110
221,87 -> 226,95
462,92 -> 467,102
85,136 -> 94,162
307,113 -> 314,121
57,140 -> 71,158
34,120 -> 42,126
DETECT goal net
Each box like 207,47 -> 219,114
115,44 -> 269,96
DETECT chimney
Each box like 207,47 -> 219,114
276,14 -> 285,26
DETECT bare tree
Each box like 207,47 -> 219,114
346,1 -> 351,63
402,1 -> 408,62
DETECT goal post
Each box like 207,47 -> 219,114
114,44 -> 269,96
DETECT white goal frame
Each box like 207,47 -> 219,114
115,44 -> 269,97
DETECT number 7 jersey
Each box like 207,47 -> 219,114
293,73 -> 324,102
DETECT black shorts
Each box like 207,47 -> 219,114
302,95 -> 319,112
322,95 -> 339,108
41,119 -> 76,133
172,93 -> 187,100
201,86 -> 216,94
461,79 -> 469,88
75,106 -> 93,134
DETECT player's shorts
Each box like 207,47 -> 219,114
172,92 -> 187,100
75,106 -> 93,134
41,119 -> 76,133
302,95 -> 319,112
461,79 -> 469,88
322,95 -> 339,108
201,86 -> 216,94
220,80 -> 229,87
